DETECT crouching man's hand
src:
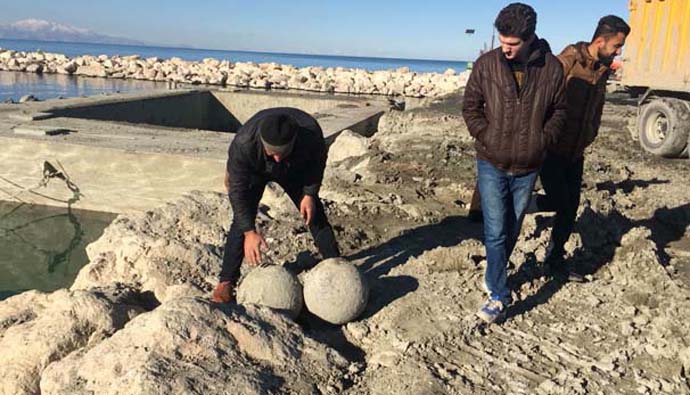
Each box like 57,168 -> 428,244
300,195 -> 315,226
244,230 -> 267,265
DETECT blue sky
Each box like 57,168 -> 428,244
1,0 -> 629,61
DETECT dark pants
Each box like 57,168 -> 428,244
536,154 -> 584,260
220,177 -> 340,284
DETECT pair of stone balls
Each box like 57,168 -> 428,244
236,258 -> 369,324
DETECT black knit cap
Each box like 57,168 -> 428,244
258,114 -> 299,154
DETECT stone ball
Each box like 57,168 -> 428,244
236,265 -> 303,319
303,258 -> 369,325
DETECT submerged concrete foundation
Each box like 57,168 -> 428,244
0,88 -> 387,213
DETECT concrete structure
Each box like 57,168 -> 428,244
0,88 -> 387,213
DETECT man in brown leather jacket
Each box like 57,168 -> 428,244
537,15 -> 630,281
462,3 -> 567,323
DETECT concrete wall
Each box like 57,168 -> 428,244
49,91 -> 241,132
211,90 -> 366,124
44,89 -> 371,133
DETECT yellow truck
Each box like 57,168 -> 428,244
622,0 -> 690,158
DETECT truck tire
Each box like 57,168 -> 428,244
638,98 -> 690,158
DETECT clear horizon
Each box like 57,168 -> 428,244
1,1 -> 629,61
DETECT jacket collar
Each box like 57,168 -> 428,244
573,41 -> 609,73
498,36 -> 551,67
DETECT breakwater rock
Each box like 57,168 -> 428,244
0,48 -> 470,98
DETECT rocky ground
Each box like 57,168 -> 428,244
2,92 -> 690,394
0,49 -> 469,98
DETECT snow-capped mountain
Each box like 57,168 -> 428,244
0,19 -> 146,45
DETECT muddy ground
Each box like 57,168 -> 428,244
207,91 -> 690,394
2,91 -> 690,394
299,92 -> 690,394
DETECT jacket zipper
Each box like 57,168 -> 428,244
517,72 -> 525,105
517,67 -> 528,165
503,59 -> 525,166
518,60 -> 531,103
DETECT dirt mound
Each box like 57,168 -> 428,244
40,297 -> 350,395
0,285 -> 147,395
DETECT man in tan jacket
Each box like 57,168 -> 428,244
538,15 -> 630,281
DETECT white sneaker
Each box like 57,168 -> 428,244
477,299 -> 507,324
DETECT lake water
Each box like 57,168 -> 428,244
0,201 -> 115,300
0,38 -> 469,102
0,70 -> 169,103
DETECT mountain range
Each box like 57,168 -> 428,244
0,19 -> 147,46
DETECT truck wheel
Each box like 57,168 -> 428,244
638,98 -> 690,158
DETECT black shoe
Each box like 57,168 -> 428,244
468,210 -> 483,223
545,262 -> 586,283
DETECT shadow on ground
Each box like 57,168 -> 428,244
349,215 -> 484,317
507,202 -> 690,318
298,215 -> 484,360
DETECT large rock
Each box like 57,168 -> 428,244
303,258 -> 369,324
327,130 -> 370,164
39,297 -> 348,395
58,60 -> 78,74
71,192 -> 230,301
75,64 -> 107,77
0,285 -> 146,395
237,265 -> 303,319
25,63 -> 43,73
72,191 -> 325,303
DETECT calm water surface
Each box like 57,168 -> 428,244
0,201 -> 115,300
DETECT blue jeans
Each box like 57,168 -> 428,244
477,159 -> 538,304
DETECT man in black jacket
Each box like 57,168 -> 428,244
212,107 -> 340,303
462,3 -> 567,323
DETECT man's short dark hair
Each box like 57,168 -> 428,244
592,15 -> 631,41
494,3 -> 537,41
